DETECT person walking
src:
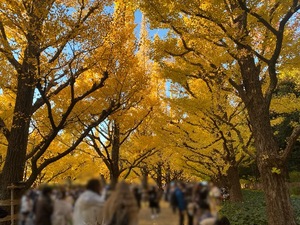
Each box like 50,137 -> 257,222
174,182 -> 187,225
73,178 -> 106,225
52,189 -> 73,225
197,202 -> 216,225
169,182 -> 178,214
102,181 -> 139,225
207,182 -> 221,216
35,185 -> 54,225
194,182 -> 210,225
148,185 -> 160,219
20,190 -> 34,225
133,186 -> 142,209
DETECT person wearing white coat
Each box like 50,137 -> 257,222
52,190 -> 73,225
20,190 -> 34,225
73,179 -> 106,225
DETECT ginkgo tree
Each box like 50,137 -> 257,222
181,101 -> 252,200
0,0 -> 127,217
138,0 -> 300,224
82,1 -> 164,189
161,75 -> 253,202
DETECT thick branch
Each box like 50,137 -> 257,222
237,0 -> 278,35
121,148 -> 158,179
0,21 -> 22,71
266,1 -> 300,105
228,78 -> 248,103
28,70 -> 110,171
0,118 -> 10,140
281,126 -> 300,162
88,134 -> 112,167
32,65 -> 88,113
26,101 -> 118,188
36,82 -> 57,129
271,1 -> 300,64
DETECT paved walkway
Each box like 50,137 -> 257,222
139,200 -> 178,225
19,200 -> 178,225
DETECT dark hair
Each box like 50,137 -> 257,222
86,179 -> 101,193
215,216 -> 230,225
57,189 -> 66,199
42,186 -> 52,196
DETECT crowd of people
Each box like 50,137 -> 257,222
147,181 -> 230,225
19,179 -> 139,225
17,179 -> 230,225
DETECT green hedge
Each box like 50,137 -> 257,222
219,190 -> 300,225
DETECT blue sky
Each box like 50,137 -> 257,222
134,10 -> 168,40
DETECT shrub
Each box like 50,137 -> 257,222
219,190 -> 300,225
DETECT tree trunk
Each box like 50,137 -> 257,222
258,159 -> 296,225
0,7 -> 42,223
0,72 -> 35,224
227,165 -> 243,202
109,152 -> 120,189
110,173 -> 119,190
165,164 -> 171,184
246,84 -> 297,225
230,33 -> 298,222
141,168 -> 149,190
109,122 -> 121,189
155,163 -> 163,190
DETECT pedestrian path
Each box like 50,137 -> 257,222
16,199 -> 178,225
139,200 -> 178,225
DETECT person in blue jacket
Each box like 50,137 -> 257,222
174,182 -> 187,225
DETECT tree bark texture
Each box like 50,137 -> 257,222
226,165 -> 243,202
109,122 -> 121,189
0,70 -> 35,225
249,106 -> 296,225
239,55 -> 297,225
0,5 -> 43,224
